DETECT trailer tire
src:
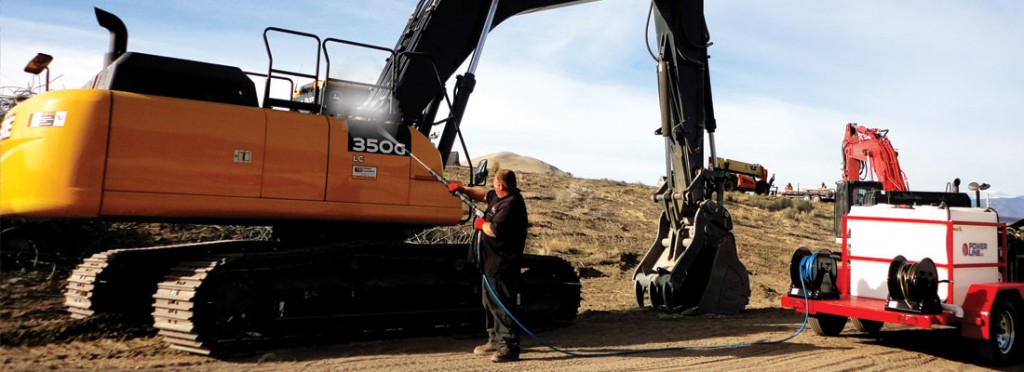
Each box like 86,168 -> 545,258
851,318 -> 883,333
976,297 -> 1020,365
810,314 -> 847,336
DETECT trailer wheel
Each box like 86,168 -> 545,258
976,297 -> 1020,365
851,318 -> 883,333
810,314 -> 847,336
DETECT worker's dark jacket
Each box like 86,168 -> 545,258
479,189 -> 528,277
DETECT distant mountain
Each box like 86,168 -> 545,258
983,196 -> 1024,223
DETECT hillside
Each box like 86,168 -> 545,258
450,166 -> 837,311
0,165 -> 994,370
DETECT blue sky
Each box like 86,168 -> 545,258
2,1 -> 1022,197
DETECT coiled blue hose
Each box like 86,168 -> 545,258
800,252 -> 819,284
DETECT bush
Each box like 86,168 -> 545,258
750,197 -> 791,212
792,199 -> 814,213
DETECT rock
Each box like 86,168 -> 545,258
577,266 -> 605,278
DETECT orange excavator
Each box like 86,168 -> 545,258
834,122 -> 970,238
841,122 -> 909,192
0,0 -> 749,354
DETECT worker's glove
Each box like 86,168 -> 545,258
448,182 -> 464,194
473,218 -> 486,231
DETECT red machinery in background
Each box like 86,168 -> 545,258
716,157 -> 774,195
833,123 -> 971,239
784,122 -> 1023,365
841,122 -> 908,191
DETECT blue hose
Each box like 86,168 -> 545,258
475,235 -> 813,357
800,252 -> 819,284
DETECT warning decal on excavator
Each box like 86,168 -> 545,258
352,166 -> 378,180
347,119 -> 411,156
29,111 -> 67,127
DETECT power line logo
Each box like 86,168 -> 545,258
962,242 -> 988,257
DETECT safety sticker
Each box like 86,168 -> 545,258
29,111 -> 67,127
352,165 -> 378,180
0,114 -> 14,140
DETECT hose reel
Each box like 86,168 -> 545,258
788,247 -> 839,300
885,255 -> 942,314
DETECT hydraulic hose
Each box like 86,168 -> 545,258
475,236 -> 813,358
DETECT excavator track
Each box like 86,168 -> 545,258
66,240 -> 580,355
65,241 -> 277,320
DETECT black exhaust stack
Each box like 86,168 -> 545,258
95,7 -> 127,67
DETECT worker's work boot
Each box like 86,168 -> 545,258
490,346 -> 520,363
473,342 -> 499,355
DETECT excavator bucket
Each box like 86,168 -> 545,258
633,201 -> 750,314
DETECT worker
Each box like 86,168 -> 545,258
784,183 -> 793,192
820,182 -> 828,190
447,169 -> 528,363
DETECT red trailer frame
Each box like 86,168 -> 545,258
780,214 -> 1024,342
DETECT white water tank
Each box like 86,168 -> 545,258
844,204 -> 1000,306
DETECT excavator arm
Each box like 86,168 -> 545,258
834,123 -> 970,239
366,0 -> 592,165
631,0 -> 749,313
842,122 -> 909,191
368,0 -> 749,313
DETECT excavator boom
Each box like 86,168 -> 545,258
367,0 -> 593,165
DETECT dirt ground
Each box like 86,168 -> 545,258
0,169 -> 1017,371
0,265 -> 1013,371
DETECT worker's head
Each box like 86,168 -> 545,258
494,169 -> 518,196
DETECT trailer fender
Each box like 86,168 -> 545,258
961,283 -> 1024,340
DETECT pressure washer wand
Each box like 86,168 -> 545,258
411,152 -> 485,218
371,124 -> 484,218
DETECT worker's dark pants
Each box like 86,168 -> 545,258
482,272 -> 520,351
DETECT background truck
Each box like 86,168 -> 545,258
779,184 -> 835,202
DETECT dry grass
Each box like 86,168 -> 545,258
444,166 -> 838,309
6,166 -> 838,313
